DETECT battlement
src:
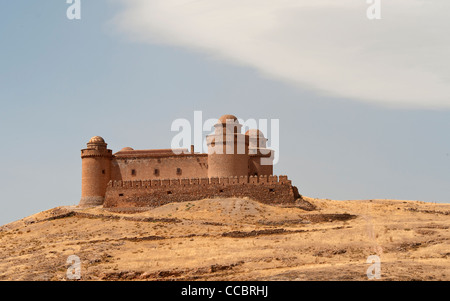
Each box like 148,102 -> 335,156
104,175 -> 299,208
107,175 -> 291,189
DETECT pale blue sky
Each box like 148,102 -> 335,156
0,1 -> 449,225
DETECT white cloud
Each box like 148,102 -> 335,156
113,0 -> 450,108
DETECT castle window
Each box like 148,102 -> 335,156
154,169 -> 160,176
167,191 -> 172,195
176,168 -> 182,176
102,170 -> 105,175
119,194 -> 124,197
131,169 -> 136,176
269,188 -> 275,193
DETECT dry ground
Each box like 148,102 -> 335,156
0,197 -> 448,281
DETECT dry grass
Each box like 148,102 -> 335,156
0,197 -> 448,281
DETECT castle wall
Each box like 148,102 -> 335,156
80,115 -> 279,208
111,155 -> 208,181
103,175 -> 299,208
248,155 -> 273,177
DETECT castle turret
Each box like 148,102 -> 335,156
79,136 -> 112,207
246,129 -> 274,176
206,115 -> 249,178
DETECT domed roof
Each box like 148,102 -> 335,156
89,136 -> 105,144
218,114 -> 238,124
245,129 -> 265,138
120,147 -> 134,152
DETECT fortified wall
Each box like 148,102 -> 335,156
104,175 -> 300,208
80,114 -> 301,209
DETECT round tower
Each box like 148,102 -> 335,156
246,129 -> 268,153
79,136 -> 113,207
207,115 -> 249,178
246,129 -> 273,176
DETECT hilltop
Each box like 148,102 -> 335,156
0,197 -> 449,281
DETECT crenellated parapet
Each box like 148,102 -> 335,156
107,175 -> 292,189
104,175 -> 300,208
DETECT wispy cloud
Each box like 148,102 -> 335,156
113,0 -> 450,109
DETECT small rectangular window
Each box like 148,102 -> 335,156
176,168 -> 182,176
154,169 -> 160,176
102,170 -> 105,175
131,169 -> 136,176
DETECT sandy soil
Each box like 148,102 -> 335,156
0,197 -> 448,281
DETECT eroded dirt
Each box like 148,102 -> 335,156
0,197 -> 449,281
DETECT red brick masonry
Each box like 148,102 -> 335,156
103,175 -> 301,208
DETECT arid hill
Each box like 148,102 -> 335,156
0,197 -> 448,281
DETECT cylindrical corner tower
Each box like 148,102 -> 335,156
79,136 -> 112,207
207,115 -> 249,178
246,129 -> 274,176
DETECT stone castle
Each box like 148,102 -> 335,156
79,114 -> 300,209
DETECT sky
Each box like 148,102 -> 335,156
0,0 -> 449,225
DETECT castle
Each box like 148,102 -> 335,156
79,114 -> 300,208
